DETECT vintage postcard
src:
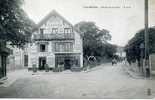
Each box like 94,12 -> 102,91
0,0 -> 155,99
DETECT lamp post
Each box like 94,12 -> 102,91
144,0 -> 150,77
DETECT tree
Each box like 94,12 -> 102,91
125,27 -> 155,65
74,21 -> 116,61
0,0 -> 35,47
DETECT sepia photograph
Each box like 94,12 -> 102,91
0,0 -> 155,99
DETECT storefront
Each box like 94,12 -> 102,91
55,53 -> 80,70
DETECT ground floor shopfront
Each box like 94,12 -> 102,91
55,53 -> 81,71
28,52 -> 83,71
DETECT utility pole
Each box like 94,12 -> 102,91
144,0 -> 150,77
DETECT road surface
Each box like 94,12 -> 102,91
0,63 -> 155,99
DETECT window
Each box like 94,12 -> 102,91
24,55 -> 28,67
64,28 -> 71,33
67,43 -> 73,52
52,28 -> 58,33
55,43 -> 59,52
55,43 -> 62,52
55,42 -> 73,52
59,44 -> 64,52
64,28 -> 73,38
40,44 -> 46,52
40,28 -> 44,38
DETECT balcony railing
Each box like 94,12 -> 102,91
33,33 -> 74,40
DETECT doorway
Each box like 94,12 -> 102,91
64,59 -> 72,69
24,55 -> 28,67
39,57 -> 46,70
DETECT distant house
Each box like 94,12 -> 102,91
27,10 -> 83,71
115,47 -> 126,58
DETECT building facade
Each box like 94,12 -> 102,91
27,10 -> 83,70
6,44 -> 28,71
115,47 -> 126,58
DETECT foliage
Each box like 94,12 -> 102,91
0,0 -> 35,47
125,27 -> 155,64
74,21 -> 116,60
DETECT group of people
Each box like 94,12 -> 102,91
83,55 -> 97,71
111,57 -> 126,65
112,58 -> 117,65
83,55 -> 120,71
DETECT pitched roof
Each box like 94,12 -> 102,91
33,10 -> 73,32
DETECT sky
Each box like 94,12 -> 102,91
22,0 -> 155,46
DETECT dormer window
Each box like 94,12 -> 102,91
64,28 -> 72,33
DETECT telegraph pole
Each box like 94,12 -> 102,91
144,0 -> 150,77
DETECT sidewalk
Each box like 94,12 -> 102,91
0,68 -> 82,88
0,69 -> 30,87
122,63 -> 144,79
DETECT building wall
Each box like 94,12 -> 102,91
6,46 -> 26,71
27,42 -> 55,69
74,31 -> 83,67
